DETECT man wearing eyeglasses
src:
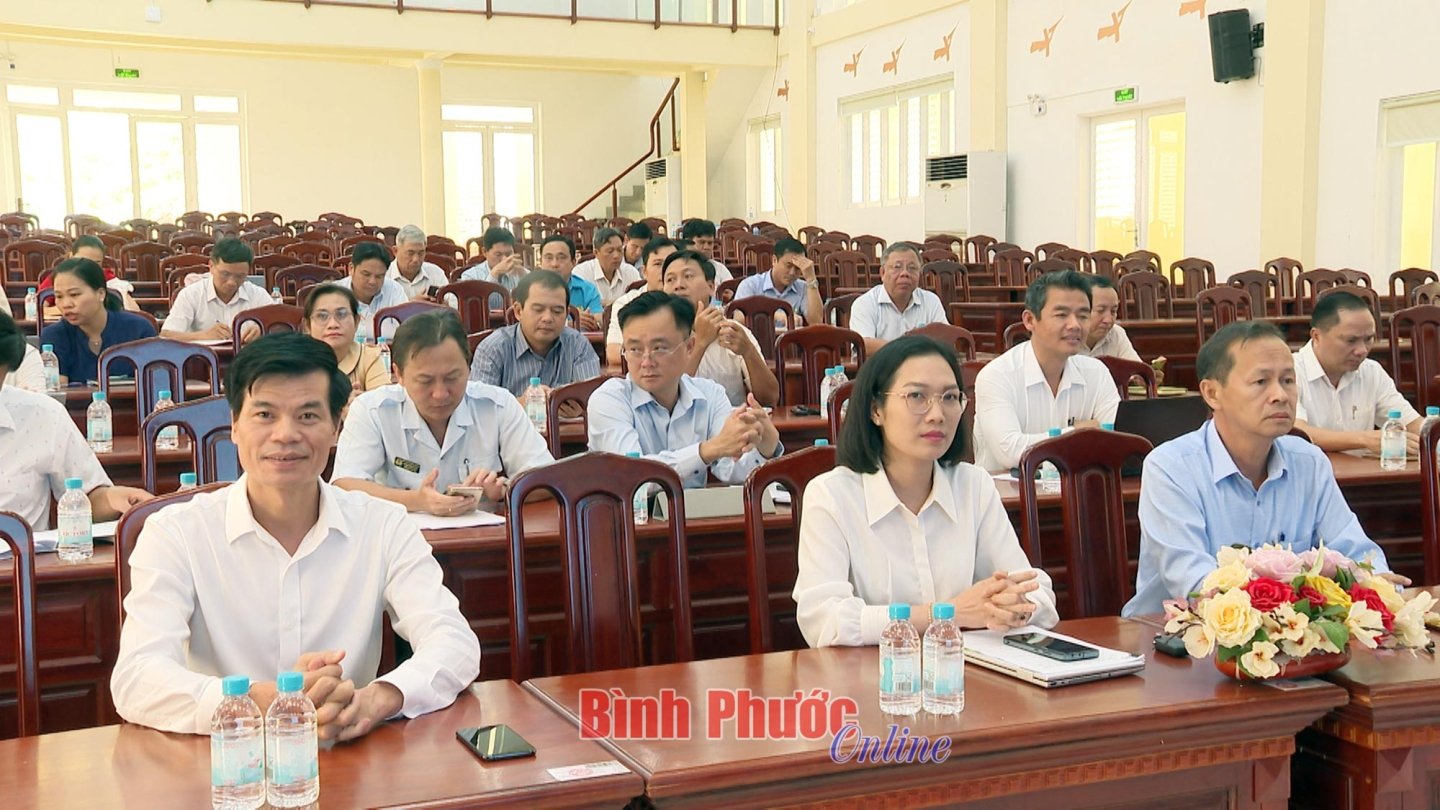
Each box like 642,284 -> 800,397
849,242 -> 949,355
161,238 -> 271,342
587,291 -> 781,488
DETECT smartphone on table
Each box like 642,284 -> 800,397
457,724 -> 537,761
1002,631 -> 1100,662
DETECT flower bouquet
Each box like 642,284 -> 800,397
1163,544 -> 1439,679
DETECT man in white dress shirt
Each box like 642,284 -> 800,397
606,236 -> 676,366
662,249 -> 779,407
161,238 -> 271,342
1294,290 -> 1421,455
333,309 -> 553,515
1080,275 -> 1142,362
386,224 -> 450,302
338,241 -> 409,341
624,221 -> 653,268
973,270 -> 1121,471
849,242 -> 949,355
573,227 -> 641,307
677,219 -> 734,283
112,333 -> 480,739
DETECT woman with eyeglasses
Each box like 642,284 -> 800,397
303,283 -> 391,397
792,336 -> 1058,647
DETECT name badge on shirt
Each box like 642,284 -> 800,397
393,456 -> 421,474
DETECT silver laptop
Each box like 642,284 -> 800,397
963,627 -> 1146,688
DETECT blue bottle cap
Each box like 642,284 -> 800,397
222,675 -> 251,697
1101,423 -> 1115,431
64,477 -> 83,490
276,671 -> 303,692
28,287 -> 36,294
625,451 -> 640,458
813,439 -> 829,446
92,391 -> 105,402
1428,407 -> 1439,417
41,344 -> 53,352
1047,427 -> 1062,437
888,603 -> 911,621
530,376 -> 541,385
157,389 -> 171,399
180,472 -> 198,486
1389,409 -> 1403,419
932,602 -> 955,620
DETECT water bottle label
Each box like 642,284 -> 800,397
88,419 -> 112,443
269,735 -> 319,785
45,369 -> 60,389
57,519 -> 92,547
932,661 -> 964,696
211,735 -> 264,787
882,656 -> 917,694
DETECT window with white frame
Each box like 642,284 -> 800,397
747,116 -> 783,217
1385,95 -> 1440,271
441,103 -> 540,241
3,83 -> 244,229
841,79 -> 954,207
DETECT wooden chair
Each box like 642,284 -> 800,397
251,253 -> 299,288
774,325 -> 865,407
797,226 -> 825,247
1195,287 -> 1252,345
1317,284 -> 1383,327
1113,256 -> 1155,278
920,247 -> 958,265
827,380 -> 854,444
1390,305 -> 1440,410
741,444 -> 836,654
993,248 -> 1035,286
115,483 -> 229,622
274,264 -> 341,296
169,233 -> 214,255
280,240 -> 334,266
905,322 -> 978,360
814,231 -> 852,250
726,296 -> 794,361
1123,250 -> 1162,273
437,280 -> 509,332
1089,250 -> 1123,279
3,239 -> 67,283
140,394 -> 239,493
505,452 -> 692,681
1117,270 -> 1175,319
1228,270 -> 1282,317
921,260 -> 970,305
1390,269 -> 1438,312
1052,248 -> 1095,274
739,242 -> 776,278
822,250 -> 873,295
1097,356 -> 1158,400
1413,281 -> 1440,307
851,235 -> 887,262
375,301 -> 447,336
1423,419 -> 1440,585
117,241 -> 172,283
425,252 -> 459,278
1338,269 -> 1372,287
959,359 -> 987,464
1002,321 -> 1030,349
1034,242 -> 1069,261
1265,257 -> 1304,304
1294,269 -> 1350,314
0,512 -> 39,737
1170,257 -> 1216,298
822,293 -> 860,329
716,277 -> 742,305
98,338 -> 221,433
543,375 -> 615,460
233,303 -> 304,344
176,211 -> 213,231
257,234 -> 299,256
1027,258 -> 1075,282
1017,429 -> 1153,618
964,234 -> 997,264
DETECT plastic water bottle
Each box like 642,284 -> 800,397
525,376 -> 547,433
819,367 -> 837,418
1101,422 -> 1115,431
178,472 -> 198,492
376,336 -> 392,376
87,391 -> 113,453
626,451 -> 649,526
154,389 -> 179,450
1037,427 -> 1062,494
878,604 -> 921,715
1421,406 -> 1440,439
774,310 -> 789,333
266,671 -> 319,808
40,343 -> 60,392
271,286 -> 284,305
1380,409 -> 1407,471
56,477 -> 93,563
922,603 -> 965,715
832,365 -> 850,421
210,675 -> 265,810
24,287 -> 38,321
813,439 -> 829,447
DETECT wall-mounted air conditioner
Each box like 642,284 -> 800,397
923,151 -> 1007,240
644,156 -> 682,228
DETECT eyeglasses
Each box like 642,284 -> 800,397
883,390 -> 967,415
309,308 -> 354,324
622,345 -> 683,363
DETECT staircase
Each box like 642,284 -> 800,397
571,77 -> 680,219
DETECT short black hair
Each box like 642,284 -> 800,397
837,336 -> 966,473
224,332 -> 351,421
390,309 -> 469,371
641,236 -> 677,267
662,249 -> 715,283
880,241 -> 920,265
302,282 -> 360,321
0,309 -> 26,375
539,234 -> 576,260
1311,290 -> 1373,331
774,237 -> 806,259
1024,269 -> 1093,317
351,241 -> 392,268
627,222 -> 653,241
483,227 -> 516,250
52,258 -> 121,312
617,290 -> 696,333
1196,321 -> 1287,384
211,237 -> 253,267
672,238 -> 694,252
679,219 -> 716,239
593,227 -> 623,249
1085,274 -> 1116,291
514,269 -> 570,306
72,235 -> 105,254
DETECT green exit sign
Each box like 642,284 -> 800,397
1114,86 -> 1137,104
114,68 -> 141,79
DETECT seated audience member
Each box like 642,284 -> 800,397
41,258 -> 157,385
588,291 -> 781,487
111,332 -> 479,739
2,342 -> 44,391
469,270 -> 600,401
37,236 -> 141,311
1124,322 -> 1403,616
677,219 -> 734,283
386,224 -> 451,301
733,237 -> 822,325
793,336 -> 1058,647
573,227 -> 640,307
623,222 -> 653,267
332,310 -> 553,515
0,309 -> 152,530
606,236 -> 676,365
303,283 -> 391,396
973,270 -> 1120,472
162,238 -> 270,342
1081,275 -> 1142,362
850,242 -> 949,354
338,242 -> 409,342
458,226 -> 529,293
533,235 -> 603,331
1294,291 -> 1421,456
662,250 -> 779,407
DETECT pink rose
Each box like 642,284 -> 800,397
1298,548 -> 1357,578
1243,547 -> 1303,581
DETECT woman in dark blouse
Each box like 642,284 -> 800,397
39,258 -> 156,385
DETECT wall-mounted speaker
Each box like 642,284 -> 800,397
1208,9 -> 1256,83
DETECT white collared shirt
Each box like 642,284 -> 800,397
973,342 -> 1122,471
572,258 -> 641,306
111,479 -> 481,734
710,259 -> 734,284
332,382 -> 554,491
1293,341 -> 1419,431
792,462 -> 1059,647
337,276 -> 411,341
0,385 -> 111,531
606,286 -> 655,348
848,285 -> 949,341
1082,323 -> 1142,362
695,318 -> 762,406
3,344 -> 45,392
162,276 -> 271,334
386,261 -> 450,300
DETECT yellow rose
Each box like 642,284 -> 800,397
1217,546 -> 1251,567
1304,575 -> 1352,609
1203,588 -> 1262,648
1240,640 -> 1281,678
1201,562 -> 1251,594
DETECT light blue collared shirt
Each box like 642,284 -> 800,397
336,276 -> 410,341
586,375 -> 780,488
734,271 -> 813,320
468,323 -> 601,396
1123,420 -> 1388,617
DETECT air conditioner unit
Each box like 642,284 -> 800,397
923,151 -> 1007,240
644,156 -> 682,228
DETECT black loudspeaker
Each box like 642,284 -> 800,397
1208,9 -> 1255,83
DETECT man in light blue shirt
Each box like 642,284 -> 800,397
588,291 -> 781,488
469,270 -> 601,397
338,241 -> 409,341
458,227 -> 528,292
733,237 -> 823,325
1123,321 -> 1402,617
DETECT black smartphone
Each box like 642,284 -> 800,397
457,724 -> 538,761
791,405 -> 819,416
1003,631 -> 1100,662
427,285 -> 443,298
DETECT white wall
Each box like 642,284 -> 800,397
709,62 -> 785,225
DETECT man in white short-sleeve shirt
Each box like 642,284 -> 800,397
162,238 -> 270,342
338,241 -> 409,341
973,270 -> 1121,472
849,242 -> 948,354
1080,275 -> 1143,362
387,225 -> 450,302
662,249 -> 779,407
676,219 -> 734,283
572,227 -> 641,307
607,237 -> 676,366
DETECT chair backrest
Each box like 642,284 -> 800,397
1116,270 -> 1174,319
797,226 -> 825,246
920,260 -> 970,305
544,374 -> 614,459
1194,286 -> 1253,345
741,445 -> 837,654
964,234 -> 997,264
1295,268 -> 1347,313
851,234 -> 887,261
1002,321 -> 1029,349
725,296 -> 794,361
251,253 -> 300,287
1018,429 -> 1153,618
821,250 -> 874,292
1423,419 -> 1440,585
1033,242 -> 1068,261
140,394 -> 239,493
774,325 -> 866,406
1089,250 -> 1122,279
4,239 -> 67,282
99,338 -> 222,433
738,241 -> 776,277
280,240 -> 334,266
1124,249 -> 1162,273
115,483 -> 230,622
1114,256 -> 1154,278
1170,257 -> 1216,297
1413,281 -> 1440,307
905,322 -> 977,360
437,280 -> 509,332
1027,258 -> 1075,282
1052,248 -> 1094,274
1392,268 -> 1440,310
118,241 -> 173,283
1317,283 -> 1383,327
374,300 -> 447,337
0,512 -> 39,737
1228,270 -> 1281,317
1097,355 -> 1158,400
822,293 -> 860,329
1391,305 -> 1440,410
827,379 -> 854,444
232,303 -> 303,345
993,248 -> 1035,286
505,452 -> 692,681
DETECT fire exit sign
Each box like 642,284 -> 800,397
1114,86 -> 1137,104
114,68 -> 141,79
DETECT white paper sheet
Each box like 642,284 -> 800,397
411,511 -> 506,531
